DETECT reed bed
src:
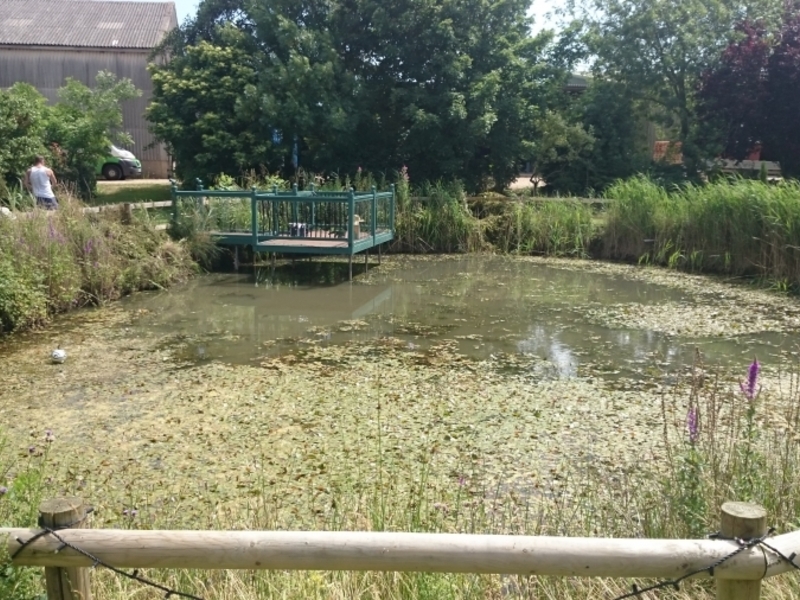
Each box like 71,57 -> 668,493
603,177 -> 800,288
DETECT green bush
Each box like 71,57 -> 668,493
0,195 -> 196,335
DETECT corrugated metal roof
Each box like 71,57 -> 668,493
0,0 -> 177,49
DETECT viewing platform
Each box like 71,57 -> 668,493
170,182 -> 395,279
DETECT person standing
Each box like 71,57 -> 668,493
24,155 -> 58,210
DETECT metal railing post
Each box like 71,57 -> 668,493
390,183 -> 396,234
251,186 -> 258,248
348,188 -> 355,248
371,185 -> 377,241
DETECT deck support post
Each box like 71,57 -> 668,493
349,255 -> 353,281
378,244 -> 382,265
234,246 -> 239,271
365,250 -> 369,272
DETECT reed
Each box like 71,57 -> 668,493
603,176 -> 800,287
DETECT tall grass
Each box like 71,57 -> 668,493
394,180 -> 485,253
485,199 -> 595,256
603,176 -> 800,286
0,195 -> 195,334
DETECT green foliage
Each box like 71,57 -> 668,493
574,0 -> 785,167
0,84 -> 50,194
542,81 -> 651,195
148,31 -> 279,184
149,0 -> 564,192
602,176 -> 800,285
0,432 -> 54,600
485,199 -> 595,256
0,73 -> 140,202
0,194 -> 195,334
48,71 -> 140,199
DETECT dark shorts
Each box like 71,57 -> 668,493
36,196 -> 58,210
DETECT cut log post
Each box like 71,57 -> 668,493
120,203 -> 132,225
716,501 -> 768,600
39,498 -> 92,600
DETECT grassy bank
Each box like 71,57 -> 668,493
0,194 -> 195,334
602,176 -> 800,287
93,181 -> 172,205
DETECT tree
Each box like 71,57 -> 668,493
0,84 -> 50,197
695,21 -> 772,161
573,0 -> 783,168
535,80 -> 651,195
763,7 -> 800,177
47,71 -> 141,197
148,28 -> 279,183
697,6 -> 800,177
0,73 -> 139,201
147,0 -> 563,191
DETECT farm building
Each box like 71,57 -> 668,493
0,0 -> 178,178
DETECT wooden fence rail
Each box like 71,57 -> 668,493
1,499 -> 797,600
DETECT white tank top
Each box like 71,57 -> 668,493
30,165 -> 54,198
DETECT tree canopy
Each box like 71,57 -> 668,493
0,72 -> 139,200
697,6 -> 800,177
148,0 -> 563,190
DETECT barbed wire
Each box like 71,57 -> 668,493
11,511 -> 205,600
611,527 -> 800,599
9,516 -> 800,600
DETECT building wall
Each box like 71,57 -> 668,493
0,45 -> 169,178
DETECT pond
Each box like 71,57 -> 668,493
124,255 -> 799,380
1,255 -> 799,536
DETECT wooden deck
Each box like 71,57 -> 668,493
172,184 -> 395,278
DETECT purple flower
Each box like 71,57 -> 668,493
28,446 -> 36,454
83,239 -> 94,255
45,429 -> 55,443
686,406 -> 699,444
740,358 -> 760,400
0,486 -> 8,495
457,475 -> 466,487
123,509 -> 138,517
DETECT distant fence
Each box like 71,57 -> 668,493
2,498 -> 800,600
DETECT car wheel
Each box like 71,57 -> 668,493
102,164 -> 123,180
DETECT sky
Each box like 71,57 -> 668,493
129,0 -> 562,32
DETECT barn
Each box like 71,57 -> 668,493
0,0 -> 178,178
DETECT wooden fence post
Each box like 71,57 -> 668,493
120,203 -> 132,225
716,501 -> 768,600
39,498 -> 92,600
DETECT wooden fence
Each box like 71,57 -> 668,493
2,498 -> 799,600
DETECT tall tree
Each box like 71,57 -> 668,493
697,5 -> 800,177
573,0 -> 783,167
147,0 -> 562,191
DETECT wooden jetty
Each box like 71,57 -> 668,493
171,181 -> 395,280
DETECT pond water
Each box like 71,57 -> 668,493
121,256 -> 797,379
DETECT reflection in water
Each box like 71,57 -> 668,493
122,257 -> 797,378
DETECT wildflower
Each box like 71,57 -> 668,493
0,486 -> 8,495
45,429 -> 55,443
28,446 -> 36,454
686,406 -> 699,444
740,358 -> 760,400
83,239 -> 94,255
458,475 -> 466,487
